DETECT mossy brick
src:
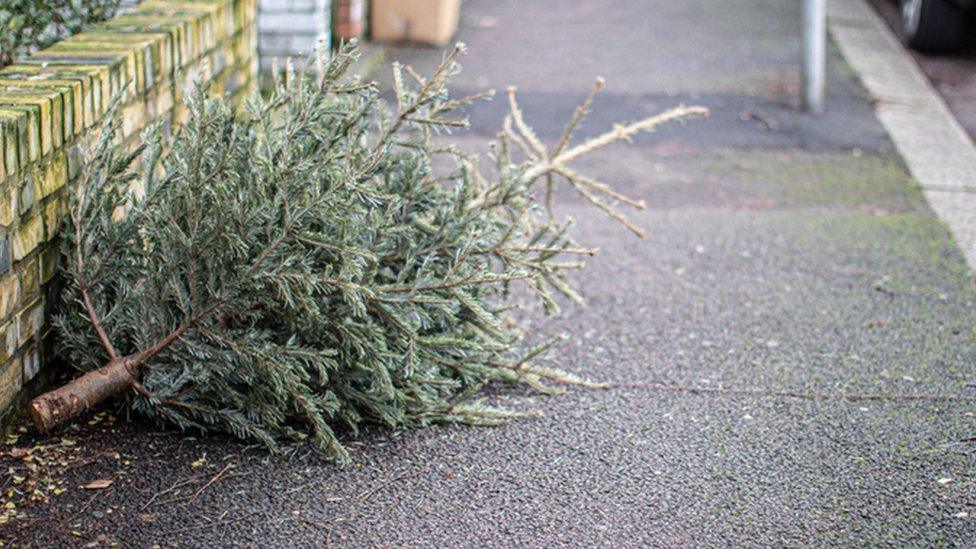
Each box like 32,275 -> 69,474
138,2 -> 224,24
0,125 -> 5,184
66,145 -> 83,180
234,26 -> 257,62
23,57 -> 126,105
34,151 -> 68,200
18,172 -> 35,214
121,10 -> 202,62
0,89 -> 65,153
0,119 -> 17,178
210,49 -> 230,76
19,255 -> 39,302
16,299 -> 43,347
135,6 -> 221,58
22,344 -> 40,381
4,320 -> 17,360
147,84 -> 175,119
0,237 -> 9,277
0,185 -> 16,227
42,195 -> 66,237
0,273 -> 20,321
39,245 -> 58,284
0,65 -> 104,128
0,116 -> 21,178
44,43 -> 147,94
64,32 -> 174,87
0,88 -> 66,156
103,16 -> 193,71
11,214 -> 43,261
221,68 -> 245,96
0,355 -> 22,410
0,323 -> 11,365
0,112 -> 28,176
51,40 -> 165,95
0,79 -> 83,137
0,107 -> 40,164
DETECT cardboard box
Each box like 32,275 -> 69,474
371,0 -> 461,47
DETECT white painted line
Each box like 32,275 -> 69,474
828,0 -> 976,269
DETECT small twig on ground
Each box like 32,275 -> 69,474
610,382 -> 976,402
73,491 -> 103,518
187,462 -> 236,503
739,107 -> 779,132
356,471 -> 422,502
139,474 -> 208,511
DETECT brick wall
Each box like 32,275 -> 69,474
258,0 -> 330,72
0,0 -> 259,416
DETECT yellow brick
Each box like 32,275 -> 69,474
0,65 -> 98,126
0,79 -> 82,137
152,85 -> 175,118
4,317 -> 17,358
0,92 -> 60,154
11,214 -> 43,261
63,31 -> 172,87
29,49 -> 132,97
121,100 -> 149,137
0,116 -> 19,177
16,299 -> 43,347
19,170 -> 35,214
173,103 -> 190,126
0,274 -> 18,320
66,145 -> 82,180
36,151 -> 68,199
0,354 -> 22,410
22,344 -> 40,381
0,322 -> 10,364
43,196 -> 66,237
39,245 -> 59,284
19,256 -> 38,302
47,41 -> 146,93
0,185 -> 16,227
0,125 -> 5,184
0,107 -> 39,163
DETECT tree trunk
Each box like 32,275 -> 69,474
29,357 -> 139,432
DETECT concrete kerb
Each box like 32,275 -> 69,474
828,0 -> 976,270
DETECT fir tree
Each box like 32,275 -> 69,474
29,43 -> 706,459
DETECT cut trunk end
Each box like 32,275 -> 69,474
29,358 -> 137,433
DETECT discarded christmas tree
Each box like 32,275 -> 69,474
29,43 -> 706,459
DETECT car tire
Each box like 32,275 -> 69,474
901,0 -> 968,52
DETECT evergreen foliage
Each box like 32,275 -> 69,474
49,43 -> 705,459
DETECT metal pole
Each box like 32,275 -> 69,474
801,0 -> 826,114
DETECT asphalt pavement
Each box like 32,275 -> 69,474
2,0 -> 975,546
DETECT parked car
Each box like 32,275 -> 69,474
900,0 -> 973,52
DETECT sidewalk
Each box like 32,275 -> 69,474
5,0 -> 976,545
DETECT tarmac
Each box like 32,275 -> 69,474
2,0 -> 975,546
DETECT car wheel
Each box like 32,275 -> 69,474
901,0 -> 967,52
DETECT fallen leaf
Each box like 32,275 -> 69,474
83,479 -> 113,490
8,447 -> 29,459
